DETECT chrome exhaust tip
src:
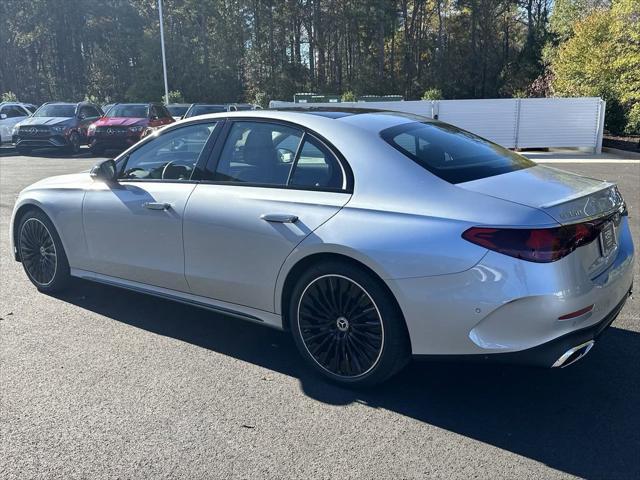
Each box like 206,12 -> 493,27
552,340 -> 595,368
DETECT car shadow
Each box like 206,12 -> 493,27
54,279 -> 640,480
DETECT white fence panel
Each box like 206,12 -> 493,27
517,97 -> 603,149
436,99 -> 519,148
270,100 -> 435,118
269,97 -> 605,152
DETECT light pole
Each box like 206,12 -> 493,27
158,0 -> 169,105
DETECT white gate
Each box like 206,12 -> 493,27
269,97 -> 606,153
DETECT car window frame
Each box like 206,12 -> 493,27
201,117 -> 353,194
114,119 -> 224,184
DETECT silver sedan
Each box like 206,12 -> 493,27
10,110 -> 635,386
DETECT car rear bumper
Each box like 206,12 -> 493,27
388,216 -> 635,358
413,284 -> 632,367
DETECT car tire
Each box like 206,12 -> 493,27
68,131 -> 81,154
17,209 -> 71,293
289,261 -> 411,387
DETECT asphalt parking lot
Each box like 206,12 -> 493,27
1,147 -> 639,480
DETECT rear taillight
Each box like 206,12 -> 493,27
462,221 -> 604,263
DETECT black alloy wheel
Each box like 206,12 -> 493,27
297,274 -> 385,377
19,217 -> 58,287
290,261 -> 410,387
18,210 -> 70,292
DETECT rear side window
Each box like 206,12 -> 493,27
289,137 -> 344,190
214,121 -> 303,185
381,122 -> 535,184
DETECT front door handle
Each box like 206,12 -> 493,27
143,201 -> 172,211
260,213 -> 298,223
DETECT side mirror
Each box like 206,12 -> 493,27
0,113 -> 6,120
90,159 -> 117,182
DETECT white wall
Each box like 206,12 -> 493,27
270,97 -> 606,153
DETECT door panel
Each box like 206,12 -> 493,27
184,184 -> 351,312
83,182 -> 196,291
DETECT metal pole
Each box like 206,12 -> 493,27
158,0 -> 169,105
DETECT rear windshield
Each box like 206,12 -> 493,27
187,105 -> 226,117
33,104 -> 75,118
106,104 -> 148,118
381,121 -> 535,184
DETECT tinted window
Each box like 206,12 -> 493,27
119,122 -> 217,181
107,104 -> 148,118
79,105 -> 101,119
1,106 -> 28,118
167,105 -> 189,117
214,121 -> 303,185
187,105 -> 226,117
158,105 -> 173,118
381,121 -> 535,184
33,104 -> 76,118
289,137 -> 344,189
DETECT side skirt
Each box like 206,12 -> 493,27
70,268 -> 284,329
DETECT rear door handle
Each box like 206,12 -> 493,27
260,213 -> 298,223
143,201 -> 172,211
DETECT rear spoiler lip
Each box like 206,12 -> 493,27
540,183 -> 625,225
539,181 -> 615,208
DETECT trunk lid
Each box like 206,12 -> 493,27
458,165 -> 624,225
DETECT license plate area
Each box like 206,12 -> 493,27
599,221 -> 617,257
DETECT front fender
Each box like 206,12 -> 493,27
10,185 -> 87,267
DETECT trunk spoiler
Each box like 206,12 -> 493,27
541,183 -> 625,224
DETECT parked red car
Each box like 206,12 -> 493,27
87,102 -> 174,154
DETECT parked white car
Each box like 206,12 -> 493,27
0,102 -> 32,143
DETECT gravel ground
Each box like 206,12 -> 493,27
1,147 -> 639,480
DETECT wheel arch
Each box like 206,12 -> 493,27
11,202 -> 49,261
278,252 -> 406,334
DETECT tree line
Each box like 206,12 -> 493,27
0,0 -> 637,133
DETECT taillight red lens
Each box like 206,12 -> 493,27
462,221 -> 603,263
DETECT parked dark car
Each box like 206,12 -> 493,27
166,103 -> 191,120
182,104 -> 229,118
12,102 -> 103,155
87,102 -> 174,154
229,103 -> 258,111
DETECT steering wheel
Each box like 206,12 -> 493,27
161,161 -> 175,180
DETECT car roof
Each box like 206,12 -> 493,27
110,103 -> 151,106
199,108 -> 430,132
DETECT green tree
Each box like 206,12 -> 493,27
552,0 -> 640,133
341,91 -> 357,102
1,91 -> 18,102
421,88 -> 442,100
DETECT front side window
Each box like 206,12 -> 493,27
106,104 -> 148,118
381,121 -> 535,184
33,104 -> 76,118
213,121 -> 303,185
119,122 -> 217,181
